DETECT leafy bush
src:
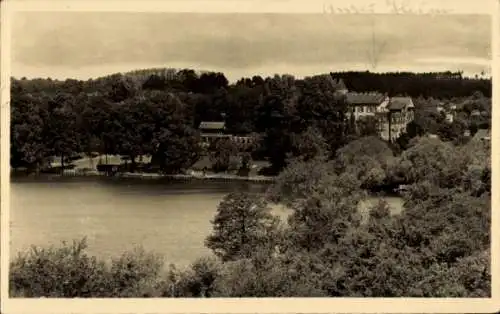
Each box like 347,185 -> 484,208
10,239 -> 166,298
106,247 -> 165,297
10,238 -> 107,297
162,256 -> 223,297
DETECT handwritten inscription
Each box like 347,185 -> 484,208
323,0 -> 452,15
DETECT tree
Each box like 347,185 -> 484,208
296,74 -> 350,154
257,75 -> 300,172
212,252 -> 327,297
289,126 -> 329,161
437,120 -> 467,143
267,155 -> 340,206
114,95 -> 159,171
205,192 -> 280,262
224,84 -> 263,135
405,106 -> 443,138
209,138 -> 239,173
44,93 -> 81,171
142,74 -> 167,91
395,136 -> 466,188
76,94 -> 113,168
10,93 -> 49,171
9,238 -> 108,297
268,154 -> 364,252
285,173 -> 364,252
106,74 -> 139,103
335,136 -> 395,189
195,72 -> 229,94
356,116 -> 380,137
147,91 -> 202,174
108,247 -> 165,297
100,101 -> 126,158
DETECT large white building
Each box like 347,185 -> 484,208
345,91 -> 415,142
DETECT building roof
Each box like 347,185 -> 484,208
199,121 -> 225,130
346,92 -> 386,105
200,133 -> 231,138
387,97 -> 414,110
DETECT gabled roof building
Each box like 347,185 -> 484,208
199,121 -> 225,132
345,93 -> 415,142
198,121 -> 255,147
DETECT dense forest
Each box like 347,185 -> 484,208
9,69 -> 491,297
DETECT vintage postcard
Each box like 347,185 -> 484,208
1,0 -> 498,313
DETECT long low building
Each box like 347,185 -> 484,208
198,121 -> 256,147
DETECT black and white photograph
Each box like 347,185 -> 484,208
2,0 -> 494,305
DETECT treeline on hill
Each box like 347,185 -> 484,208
11,69 -> 491,178
10,135 -> 491,297
332,71 -> 491,98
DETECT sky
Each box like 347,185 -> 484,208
11,12 -> 492,82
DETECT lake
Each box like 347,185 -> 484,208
9,176 -> 404,267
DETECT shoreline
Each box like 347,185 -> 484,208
10,169 -> 277,183
10,169 -> 405,197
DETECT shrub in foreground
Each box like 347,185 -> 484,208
10,238 -> 107,297
9,238 -> 165,298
